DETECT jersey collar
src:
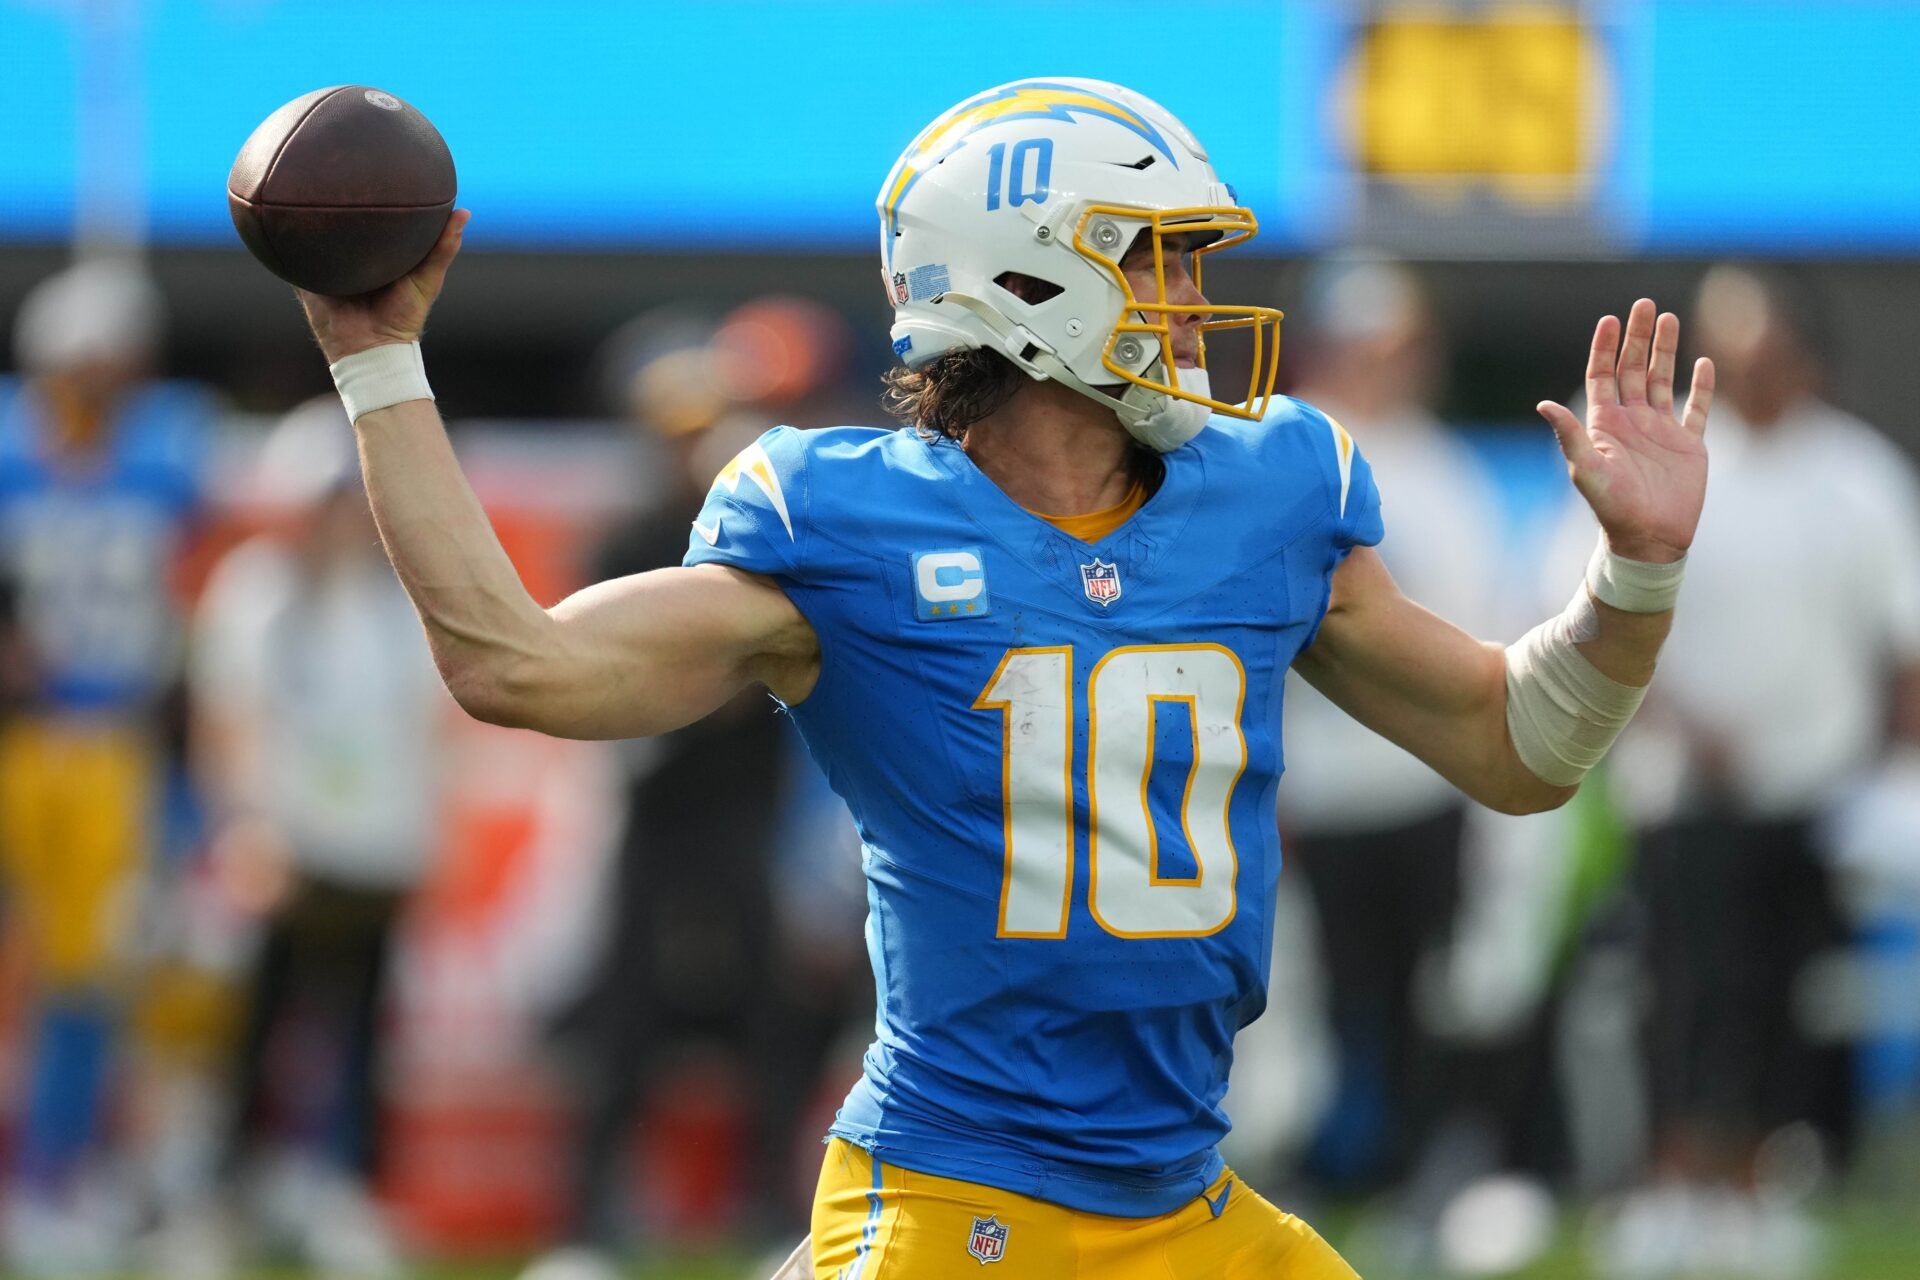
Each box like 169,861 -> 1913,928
922,429 -> 1206,608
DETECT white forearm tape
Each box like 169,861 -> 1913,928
1504,589 -> 1651,787
1586,540 -> 1686,614
330,342 -> 433,422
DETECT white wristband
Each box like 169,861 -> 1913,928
330,342 -> 433,423
1586,539 -> 1685,614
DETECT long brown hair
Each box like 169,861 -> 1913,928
881,348 -> 1027,442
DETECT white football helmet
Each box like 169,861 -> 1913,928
878,78 -> 1282,451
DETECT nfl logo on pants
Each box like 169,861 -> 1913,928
968,1214 -> 1009,1264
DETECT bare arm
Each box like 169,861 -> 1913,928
1296,298 -> 1713,814
300,213 -> 819,739
1294,547 -> 1671,814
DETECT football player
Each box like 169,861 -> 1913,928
295,79 -> 1711,1278
0,259 -> 208,1273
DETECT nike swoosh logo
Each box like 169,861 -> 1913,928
1204,1179 -> 1233,1219
692,519 -> 721,546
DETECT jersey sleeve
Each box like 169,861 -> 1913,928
681,425 -> 812,580
129,380 -> 217,517
1297,403 -> 1384,551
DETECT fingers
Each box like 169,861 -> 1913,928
292,285 -> 339,333
439,207 -> 472,254
1680,356 -> 1715,435
1616,298 -> 1656,405
1537,400 -> 1595,469
410,208 -> 470,297
1647,311 -> 1680,413
1585,314 -> 1621,407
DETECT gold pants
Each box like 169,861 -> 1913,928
0,719 -> 150,987
811,1138 -> 1361,1278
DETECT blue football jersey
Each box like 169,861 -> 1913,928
0,377 -> 208,713
684,399 -> 1382,1216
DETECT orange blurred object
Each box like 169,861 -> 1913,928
710,296 -> 851,409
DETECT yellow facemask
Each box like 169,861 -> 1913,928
1072,204 -> 1284,422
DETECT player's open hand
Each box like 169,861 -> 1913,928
298,208 -> 470,365
1537,298 -> 1713,564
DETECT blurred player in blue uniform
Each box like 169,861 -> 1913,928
295,78 -> 1715,1278
0,259 -> 208,1273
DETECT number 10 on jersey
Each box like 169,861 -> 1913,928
974,643 -> 1248,940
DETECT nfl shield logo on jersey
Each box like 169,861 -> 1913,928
1080,558 -> 1122,607
966,1214 -> 1009,1264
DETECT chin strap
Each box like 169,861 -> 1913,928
935,294 -> 1212,452
1112,372 -> 1213,452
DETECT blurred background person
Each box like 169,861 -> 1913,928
0,257 -> 209,1275
184,397 -> 449,1278
1265,256 -> 1506,1211
521,297 -> 858,1280
1561,265 -> 1920,1278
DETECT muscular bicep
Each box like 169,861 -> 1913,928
1292,546 -> 1561,811
490,563 -> 819,740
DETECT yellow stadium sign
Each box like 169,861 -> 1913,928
1343,9 -> 1604,202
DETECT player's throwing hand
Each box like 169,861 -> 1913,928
1537,298 -> 1713,565
297,209 -> 471,365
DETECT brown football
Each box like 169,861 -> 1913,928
229,86 -> 456,297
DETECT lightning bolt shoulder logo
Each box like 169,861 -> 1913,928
700,441 -> 795,544
1327,416 -> 1355,518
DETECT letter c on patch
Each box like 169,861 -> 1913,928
916,550 -> 984,603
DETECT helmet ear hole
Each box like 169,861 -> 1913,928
993,271 -> 1065,306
